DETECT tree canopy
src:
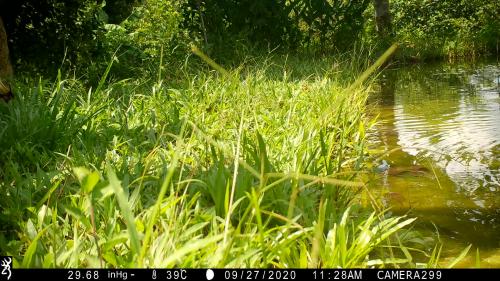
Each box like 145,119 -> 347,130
0,0 -> 497,75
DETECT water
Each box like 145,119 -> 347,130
368,60 -> 500,267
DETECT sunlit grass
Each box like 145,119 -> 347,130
0,51 -> 460,268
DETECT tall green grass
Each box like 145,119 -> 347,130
0,51 -> 452,268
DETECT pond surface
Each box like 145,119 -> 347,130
368,60 -> 500,267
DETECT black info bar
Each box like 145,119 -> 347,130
1,268 -> 499,281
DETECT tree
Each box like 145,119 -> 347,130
0,16 -> 13,101
0,0 -> 139,74
373,0 -> 392,38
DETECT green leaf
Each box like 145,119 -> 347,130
26,219 -> 37,240
22,226 -> 50,267
163,234 -> 224,267
35,180 -> 61,209
83,171 -> 100,194
447,244 -> 472,268
107,167 -> 141,256
73,167 -> 91,182
73,167 -> 100,194
37,205 -> 49,229
64,205 -> 91,229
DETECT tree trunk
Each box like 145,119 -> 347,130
373,0 -> 392,38
0,15 -> 14,100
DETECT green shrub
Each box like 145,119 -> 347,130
97,0 -> 188,79
182,0 -> 370,58
389,0 -> 500,59
3,1 -> 106,73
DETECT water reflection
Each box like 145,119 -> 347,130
369,61 -> 500,266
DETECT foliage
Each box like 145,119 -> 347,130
1,0 -> 106,73
183,0 -> 370,57
1,0 -> 485,269
389,0 -> 500,59
183,0 -> 293,47
0,77 -> 93,169
2,0 -> 498,78
95,0 -> 188,80
0,54 -> 434,268
1,0 -> 186,79
288,0 -> 370,50
103,0 -> 139,24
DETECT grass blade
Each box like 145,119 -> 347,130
107,167 -> 141,257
